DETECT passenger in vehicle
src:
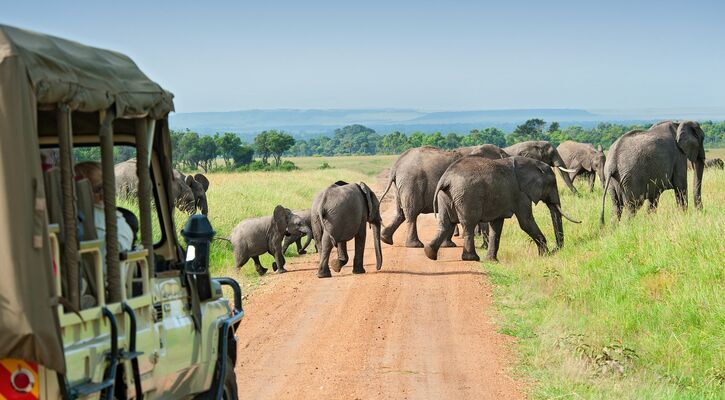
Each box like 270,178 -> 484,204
74,161 -> 134,258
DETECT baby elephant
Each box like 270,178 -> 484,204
282,209 -> 313,255
425,155 -> 580,262
230,205 -> 309,275
312,181 -> 383,278
705,158 -> 724,169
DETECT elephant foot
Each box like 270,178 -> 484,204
352,266 -> 366,274
484,255 -> 499,263
298,250 -> 307,255
276,266 -> 288,274
272,262 -> 278,272
317,268 -> 332,279
405,239 -> 424,248
423,245 -> 438,260
256,266 -> 268,276
461,252 -> 480,262
441,239 -> 457,248
330,259 -> 343,273
380,231 -> 394,245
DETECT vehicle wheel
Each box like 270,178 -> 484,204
222,356 -> 239,400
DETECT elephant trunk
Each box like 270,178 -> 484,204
372,222 -> 383,270
597,167 -> 606,190
693,159 -> 704,210
553,152 -> 578,194
199,196 -> 209,216
548,204 -> 564,249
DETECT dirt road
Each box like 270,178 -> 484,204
234,182 -> 524,399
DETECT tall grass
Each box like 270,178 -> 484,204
484,154 -> 724,398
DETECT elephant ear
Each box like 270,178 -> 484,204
271,205 -> 289,235
358,182 -> 381,224
676,121 -> 705,163
184,174 -> 194,187
513,158 -> 546,204
580,153 -> 593,171
194,173 -> 210,192
334,180 -> 348,186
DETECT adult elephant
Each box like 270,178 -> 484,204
230,205 -> 309,275
424,155 -> 580,262
557,141 -> 606,192
379,144 -> 508,247
504,141 -> 578,194
312,181 -> 383,278
114,158 -> 210,215
600,121 -> 705,223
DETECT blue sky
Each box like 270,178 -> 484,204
2,1 -> 724,112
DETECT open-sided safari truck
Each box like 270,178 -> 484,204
0,25 -> 242,399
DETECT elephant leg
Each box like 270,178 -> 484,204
271,244 -> 287,274
352,224 -> 367,274
424,211 -> 455,261
453,224 -> 460,237
381,199 -> 405,245
282,235 -> 294,254
442,225 -> 457,248
588,173 -> 596,192
460,223 -> 480,261
330,242 -> 348,272
317,232 -> 333,278
624,196 -> 644,218
478,222 -> 490,249
404,214 -> 424,248
609,185 -> 624,222
647,194 -> 661,213
485,219 -> 504,261
235,254 -> 250,270
299,235 -> 312,255
516,210 -> 548,256
252,256 -> 268,276
673,172 -> 688,211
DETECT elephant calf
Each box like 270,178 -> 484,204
425,155 -> 580,262
230,205 -> 309,275
705,158 -> 724,170
282,209 -> 313,254
312,181 -> 383,278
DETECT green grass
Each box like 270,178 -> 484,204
483,148 -> 725,399
287,154 -> 397,176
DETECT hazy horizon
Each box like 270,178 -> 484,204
2,1 -> 724,113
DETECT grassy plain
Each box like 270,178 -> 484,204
144,150 -> 723,398
485,148 -> 724,399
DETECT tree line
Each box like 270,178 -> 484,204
169,120 -> 725,170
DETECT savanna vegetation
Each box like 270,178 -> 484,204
143,147 -> 723,399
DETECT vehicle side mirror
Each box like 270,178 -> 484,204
181,214 -> 214,301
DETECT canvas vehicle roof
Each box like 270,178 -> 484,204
0,24 -> 175,374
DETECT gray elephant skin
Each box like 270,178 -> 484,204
557,141 -> 606,192
601,121 -> 705,223
230,205 -> 308,275
424,155 -> 580,262
282,209 -> 313,254
504,141 -> 579,194
115,158 -> 210,215
379,144 -> 509,248
312,181 -> 383,278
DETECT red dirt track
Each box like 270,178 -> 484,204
234,179 -> 524,399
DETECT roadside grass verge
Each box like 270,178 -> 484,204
483,166 -> 724,398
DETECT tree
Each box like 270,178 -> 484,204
215,132 -> 244,168
508,118 -> 548,145
548,121 -> 560,133
195,135 -> 218,172
255,130 -> 295,166
231,144 -> 254,167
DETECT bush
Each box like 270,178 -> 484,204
318,162 -> 332,170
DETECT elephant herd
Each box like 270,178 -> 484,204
121,120 -> 709,278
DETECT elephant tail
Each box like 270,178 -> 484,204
433,174 -> 450,217
600,174 -> 612,226
379,170 -> 396,203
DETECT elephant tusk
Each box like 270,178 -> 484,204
556,204 -> 581,224
557,166 -> 577,173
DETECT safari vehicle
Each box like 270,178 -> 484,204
0,25 -> 242,399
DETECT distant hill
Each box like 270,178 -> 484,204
169,108 -> 725,141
